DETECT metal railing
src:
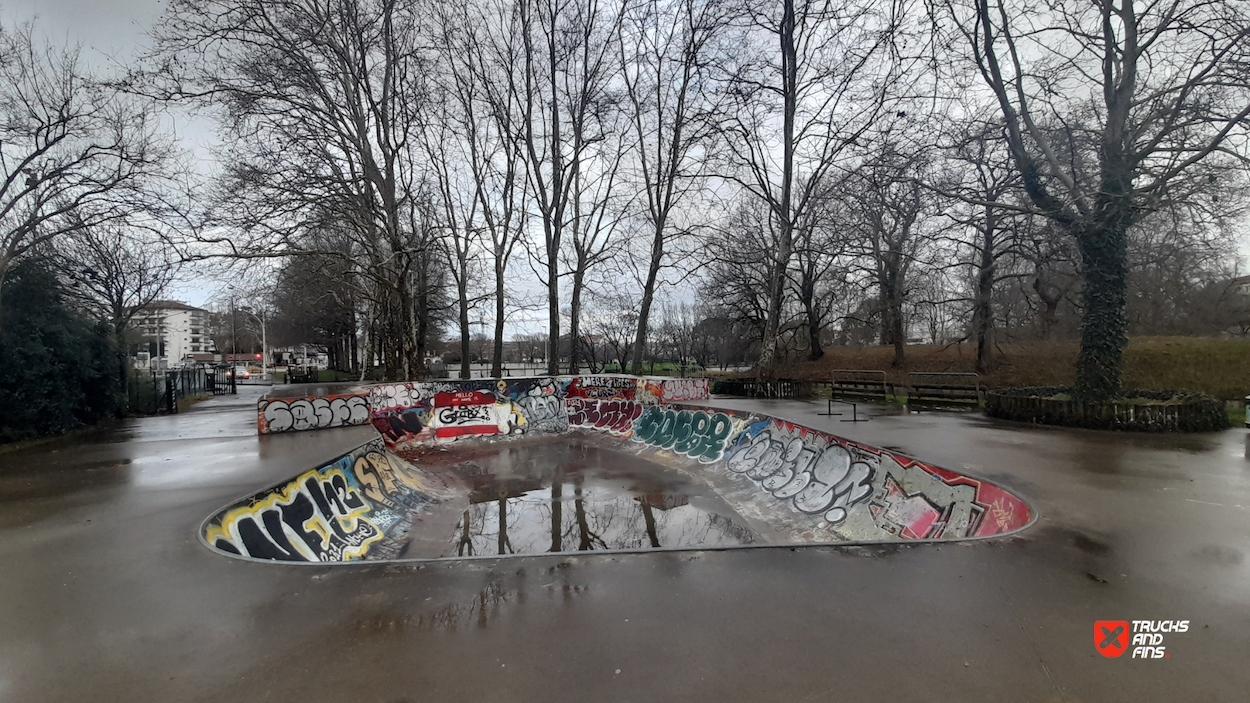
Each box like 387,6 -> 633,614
830,369 -> 893,399
711,378 -> 814,399
905,372 -> 982,405
128,367 -> 218,414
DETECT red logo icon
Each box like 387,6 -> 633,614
1095,620 -> 1129,658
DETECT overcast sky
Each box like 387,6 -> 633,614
4,1 -> 571,328
3,1 -> 237,307
6,0 -> 163,59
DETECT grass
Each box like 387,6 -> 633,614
778,336 -> 1250,401
601,362 -> 706,375
1228,406 -> 1247,427
315,370 -> 359,382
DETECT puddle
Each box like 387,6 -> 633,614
420,441 -> 758,557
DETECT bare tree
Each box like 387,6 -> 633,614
514,0 -> 625,375
945,0 -> 1250,398
422,90 -> 486,380
843,140 -> 936,366
0,24 -> 171,333
584,291 -> 638,370
432,0 -> 531,377
791,184 -> 851,360
620,0 -> 728,374
55,225 -> 178,401
718,0 -> 903,375
149,0 -> 439,380
565,130 -> 629,373
940,118 -> 1030,371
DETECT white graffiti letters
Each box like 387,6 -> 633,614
660,378 -> 709,402
261,395 -> 370,433
726,427 -> 874,525
516,394 -> 567,429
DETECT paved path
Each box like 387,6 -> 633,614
1,392 -> 1247,702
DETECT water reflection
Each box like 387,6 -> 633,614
438,443 -> 756,557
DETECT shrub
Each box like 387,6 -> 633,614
986,386 -> 1229,432
0,258 -> 121,441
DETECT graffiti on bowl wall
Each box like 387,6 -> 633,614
258,394 -> 370,434
567,398 -> 646,436
564,376 -> 640,400
631,406 -> 735,463
204,441 -> 443,562
714,417 -> 1031,538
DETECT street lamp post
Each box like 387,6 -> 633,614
239,308 -> 267,380
228,285 -> 268,381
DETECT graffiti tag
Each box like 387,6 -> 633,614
205,465 -> 381,561
260,395 -> 370,433
725,425 -> 874,525
567,398 -> 645,436
659,378 -> 709,402
516,394 -> 567,430
632,407 -> 733,463
566,376 -> 639,400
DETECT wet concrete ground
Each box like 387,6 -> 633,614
2,390 -> 1248,702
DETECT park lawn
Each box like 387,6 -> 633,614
601,362 -> 705,375
780,336 -> 1250,401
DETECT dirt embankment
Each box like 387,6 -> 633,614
775,336 -> 1250,400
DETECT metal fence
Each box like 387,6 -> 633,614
710,378 -> 816,398
128,367 -> 220,414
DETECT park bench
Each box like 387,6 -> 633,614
905,372 -> 982,406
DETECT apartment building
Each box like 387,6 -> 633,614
132,301 -> 215,369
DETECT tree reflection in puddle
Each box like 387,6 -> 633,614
438,442 -> 757,557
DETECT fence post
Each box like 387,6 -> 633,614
165,372 -> 175,413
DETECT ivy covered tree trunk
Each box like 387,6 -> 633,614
1073,220 -> 1130,401
972,210 -> 996,374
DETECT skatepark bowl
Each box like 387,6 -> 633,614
202,376 -> 1035,563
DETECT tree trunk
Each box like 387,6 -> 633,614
800,269 -> 823,360
349,306 -> 359,374
398,278 -> 413,382
457,510 -> 472,556
547,246 -> 560,376
0,262 -> 7,338
641,500 -> 660,548
630,225 -> 664,375
497,498 -> 508,555
973,214 -> 996,374
758,0 -> 798,379
1074,221 -> 1129,400
891,312 -> 905,367
492,261 -> 505,377
568,268 -> 585,374
114,321 -> 129,416
458,276 -> 471,380
575,492 -> 591,550
414,257 -> 430,380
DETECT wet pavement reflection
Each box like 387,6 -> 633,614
421,442 -> 756,556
